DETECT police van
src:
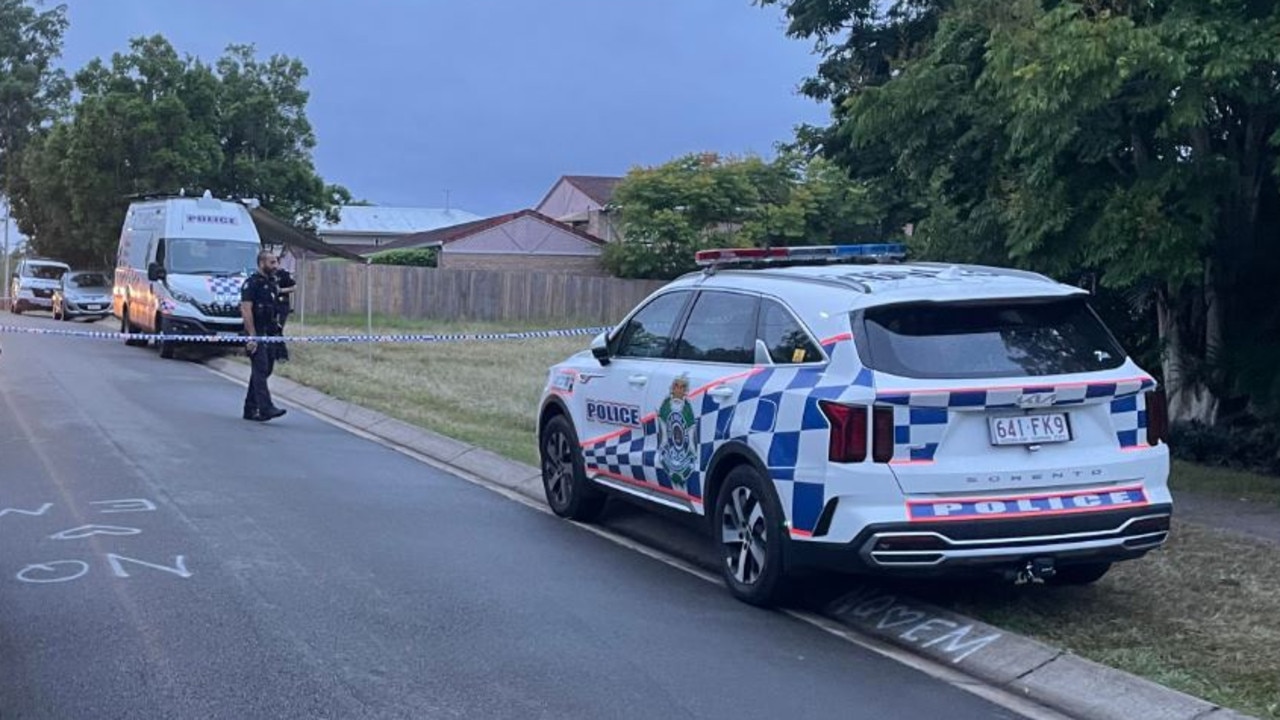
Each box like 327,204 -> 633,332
114,191 -> 261,359
537,244 -> 1172,606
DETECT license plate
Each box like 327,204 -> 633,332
86,304 -> 101,310
989,413 -> 1071,446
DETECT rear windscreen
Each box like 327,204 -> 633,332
855,297 -> 1127,379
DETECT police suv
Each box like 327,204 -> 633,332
537,244 -> 1171,606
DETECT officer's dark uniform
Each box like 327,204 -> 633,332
240,270 -> 284,419
274,268 -> 295,362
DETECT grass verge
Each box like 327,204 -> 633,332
278,316 -> 1279,719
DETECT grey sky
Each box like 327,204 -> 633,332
55,0 -> 828,217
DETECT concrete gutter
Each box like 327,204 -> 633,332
205,356 -> 1257,720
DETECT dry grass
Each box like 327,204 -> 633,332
280,315 -> 1279,719
1170,460 -> 1280,508
276,317 -> 592,465
913,521 -> 1280,719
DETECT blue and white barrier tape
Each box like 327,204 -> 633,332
0,324 -> 610,345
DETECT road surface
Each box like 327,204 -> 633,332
0,313 -> 1026,719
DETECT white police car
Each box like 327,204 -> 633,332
537,245 -> 1171,606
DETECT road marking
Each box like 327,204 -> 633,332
16,560 -> 90,584
202,363 -> 1069,720
49,524 -> 143,541
91,498 -> 158,514
106,554 -> 192,579
0,503 -> 54,519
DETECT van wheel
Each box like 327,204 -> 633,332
540,414 -> 606,522
157,315 -> 176,359
122,309 -> 147,347
1049,562 -> 1112,586
715,465 -> 789,607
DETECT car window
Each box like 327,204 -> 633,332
23,264 -> 67,280
614,291 -> 691,359
70,273 -> 109,288
758,299 -> 822,364
856,297 -> 1128,379
673,291 -> 758,365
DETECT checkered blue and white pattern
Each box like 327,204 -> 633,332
1110,393 -> 1149,449
207,276 -> 245,301
580,336 -> 874,533
877,377 -> 1157,462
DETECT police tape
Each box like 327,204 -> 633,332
0,324 -> 612,345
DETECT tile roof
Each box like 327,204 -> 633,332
369,210 -> 606,254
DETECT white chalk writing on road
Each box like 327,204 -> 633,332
16,560 -> 90,584
49,524 -> 143,541
0,503 -> 54,519
829,587 -> 1002,663
106,554 -> 191,579
91,499 -> 157,514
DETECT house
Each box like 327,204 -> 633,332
317,205 -> 483,255
372,209 -> 607,275
535,175 -> 623,242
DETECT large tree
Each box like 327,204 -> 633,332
13,35 -> 348,268
763,0 -> 1280,425
604,151 -> 887,279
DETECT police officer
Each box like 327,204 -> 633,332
239,249 -> 287,422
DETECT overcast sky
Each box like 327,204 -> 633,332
54,0 -> 829,217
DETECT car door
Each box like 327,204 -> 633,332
577,290 -> 693,494
644,290 -> 761,509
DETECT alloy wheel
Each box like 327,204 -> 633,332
542,429 -> 573,508
721,485 -> 767,585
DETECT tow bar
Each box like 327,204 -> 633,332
1013,558 -> 1057,585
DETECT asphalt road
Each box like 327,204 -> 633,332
0,312 -> 1025,719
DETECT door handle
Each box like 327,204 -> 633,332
709,386 -> 734,401
628,374 -> 648,387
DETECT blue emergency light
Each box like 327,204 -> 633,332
694,243 -> 907,268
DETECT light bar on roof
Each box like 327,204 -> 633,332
694,243 -> 906,268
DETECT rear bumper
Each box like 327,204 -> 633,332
791,504 -> 1172,575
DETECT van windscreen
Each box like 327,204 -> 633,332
855,297 -> 1127,379
165,238 -> 259,275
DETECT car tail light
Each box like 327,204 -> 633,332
872,406 -> 895,464
1145,389 -> 1169,446
819,402 -> 867,463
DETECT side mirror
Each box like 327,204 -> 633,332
147,263 -> 165,282
590,332 -> 611,366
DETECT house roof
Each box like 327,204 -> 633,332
370,210 -> 606,254
316,205 -> 484,237
537,175 -> 623,210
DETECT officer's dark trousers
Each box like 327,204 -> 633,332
244,345 -> 276,416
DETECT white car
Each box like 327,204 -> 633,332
9,258 -> 71,314
537,245 -> 1171,605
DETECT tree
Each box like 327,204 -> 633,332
603,152 -> 886,279
763,0 -> 1280,426
0,0 -> 68,280
12,35 -> 348,267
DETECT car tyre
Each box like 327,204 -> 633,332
540,414 -> 606,522
1049,561 -> 1112,586
122,308 -> 147,347
157,315 -> 176,359
715,464 -> 789,607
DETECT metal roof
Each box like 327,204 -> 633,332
316,206 -> 484,237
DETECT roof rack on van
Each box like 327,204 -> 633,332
122,188 -> 222,202
696,243 -> 906,274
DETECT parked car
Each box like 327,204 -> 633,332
537,244 -> 1172,606
9,258 -> 71,314
53,271 -> 114,322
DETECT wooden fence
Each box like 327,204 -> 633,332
297,261 -> 666,324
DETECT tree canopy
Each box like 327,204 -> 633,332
10,31 -> 348,268
761,0 -> 1280,426
604,151 -> 888,279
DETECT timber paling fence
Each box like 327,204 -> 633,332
298,262 -> 665,325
